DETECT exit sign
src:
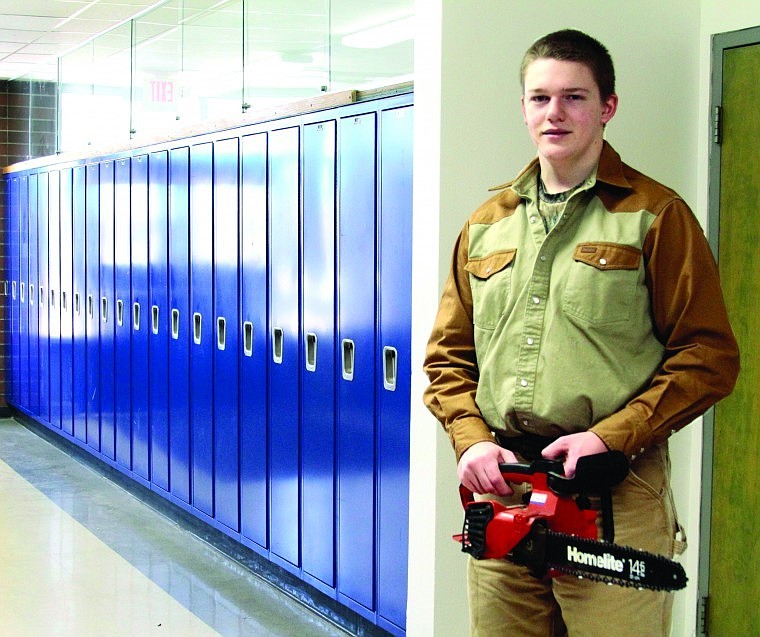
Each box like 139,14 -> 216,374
149,80 -> 175,103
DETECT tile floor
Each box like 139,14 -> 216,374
0,418 -> 351,637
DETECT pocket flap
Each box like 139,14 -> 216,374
573,242 -> 641,271
465,249 -> 517,279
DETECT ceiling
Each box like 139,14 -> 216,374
0,0 -> 414,83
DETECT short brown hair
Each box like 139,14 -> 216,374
520,29 -> 616,99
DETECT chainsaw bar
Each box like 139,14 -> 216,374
542,529 -> 688,592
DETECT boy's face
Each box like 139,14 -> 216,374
521,58 -> 617,173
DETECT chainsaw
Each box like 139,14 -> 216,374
453,451 -> 687,591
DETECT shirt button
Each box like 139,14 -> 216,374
532,296 -> 540,304
539,255 -> 547,262
529,215 -> 538,224
526,337 -> 534,345
520,378 -> 528,387
599,258 -> 607,266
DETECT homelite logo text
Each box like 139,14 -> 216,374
567,546 -> 624,573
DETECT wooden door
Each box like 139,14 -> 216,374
706,31 -> 760,636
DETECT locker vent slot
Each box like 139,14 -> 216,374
101,297 -> 108,322
217,317 -> 226,350
383,346 -> 398,391
243,321 -> 253,357
116,300 -> 123,326
342,339 -> 355,381
272,327 -> 284,363
133,302 -> 141,330
305,332 -> 318,371
30,284 -> 35,306
152,305 -> 160,334
171,309 -> 180,340
193,312 -> 202,344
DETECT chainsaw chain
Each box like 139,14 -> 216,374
545,530 -> 687,592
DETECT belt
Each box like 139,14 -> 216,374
495,431 -> 558,461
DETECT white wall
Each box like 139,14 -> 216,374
409,2 -> 759,635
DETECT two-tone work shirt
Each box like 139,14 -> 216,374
423,142 -> 739,462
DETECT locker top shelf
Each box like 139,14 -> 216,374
4,81 -> 413,175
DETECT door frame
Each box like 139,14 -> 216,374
700,22 -> 760,632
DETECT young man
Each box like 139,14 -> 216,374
423,30 -> 739,636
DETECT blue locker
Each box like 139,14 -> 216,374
28,173 -> 40,416
99,161 -> 116,459
168,147 -> 191,503
9,175 -> 20,407
240,132 -> 269,549
131,154 -> 150,480
213,137 -> 240,532
72,166 -> 87,442
85,163 -> 101,451
337,111 -> 377,617
48,170 -> 62,430
37,172 -> 50,424
189,142 -> 214,516
59,168 -> 74,436
301,119 -> 337,591
376,103 -> 413,634
19,175 -> 30,412
268,126 -> 301,570
114,158 -> 132,470
149,151 -> 170,492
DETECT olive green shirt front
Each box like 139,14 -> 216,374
424,143 -> 739,462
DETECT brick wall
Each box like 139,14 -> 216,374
0,79 -> 57,408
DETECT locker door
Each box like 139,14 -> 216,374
376,103 -> 413,633
60,168 -> 74,436
213,137 -> 240,532
168,147 -> 191,503
19,175 -> 30,411
268,126 -> 301,570
85,163 -> 100,450
131,154 -> 150,480
114,158 -> 132,470
28,173 -> 39,416
301,119 -> 336,591
240,132 -> 268,548
9,175 -> 20,407
190,142 -> 214,516
337,111 -> 377,616
72,166 -> 87,442
48,170 -> 62,430
149,151 -> 170,492
99,161 -> 116,459
37,172 -> 50,423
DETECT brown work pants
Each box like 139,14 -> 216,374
468,444 -> 686,637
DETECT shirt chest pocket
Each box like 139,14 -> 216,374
562,242 -> 643,326
465,249 -> 517,330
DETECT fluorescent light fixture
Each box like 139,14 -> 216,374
341,15 -> 414,49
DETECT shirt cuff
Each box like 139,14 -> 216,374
447,417 -> 495,462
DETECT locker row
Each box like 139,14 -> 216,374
4,91 -> 413,636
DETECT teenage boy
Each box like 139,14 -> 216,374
424,29 -> 739,636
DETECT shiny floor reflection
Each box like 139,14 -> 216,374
0,418 -> 350,637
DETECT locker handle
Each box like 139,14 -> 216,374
383,346 -> 398,391
342,339 -> 355,381
133,302 -> 141,331
12,281 -> 16,300
75,292 -> 80,315
305,332 -> 317,372
30,284 -> 35,306
62,290 -> 67,311
217,317 -> 226,350
243,321 -> 253,357
39,286 -> 45,306
152,305 -> 160,334
116,299 -> 123,326
2,280 -> 6,296
87,294 -> 93,318
20,282 -> 25,303
272,327 -> 284,363
193,312 -> 202,344
50,289 -> 56,308
171,309 -> 180,340
101,297 -> 108,322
